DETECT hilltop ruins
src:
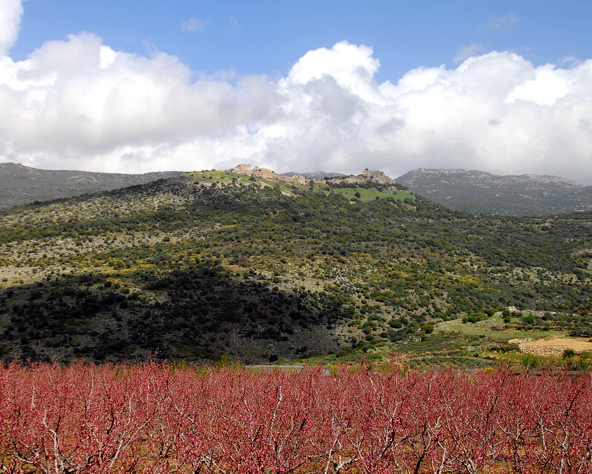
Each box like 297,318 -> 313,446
226,164 -> 396,185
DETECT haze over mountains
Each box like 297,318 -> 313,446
0,163 -> 180,209
398,169 -> 592,216
2,162 -> 592,216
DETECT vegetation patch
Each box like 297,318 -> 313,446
1,170 -> 591,364
332,186 -> 414,202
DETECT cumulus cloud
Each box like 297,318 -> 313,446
0,0 -> 22,55
252,47 -> 592,183
0,29 -> 281,172
1,2 -> 592,183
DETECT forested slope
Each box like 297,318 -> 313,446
0,170 -> 591,364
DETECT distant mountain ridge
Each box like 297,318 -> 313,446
0,162 -> 180,209
397,168 -> 592,215
3,162 -> 592,216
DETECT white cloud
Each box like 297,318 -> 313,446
486,11 -> 519,30
1,2 -> 592,183
257,48 -> 592,183
455,44 -> 484,62
506,64 -> 570,106
559,56 -> 582,68
181,18 -> 205,33
0,0 -> 23,55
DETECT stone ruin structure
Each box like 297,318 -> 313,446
341,169 -> 395,185
227,164 -> 307,185
227,165 -> 396,186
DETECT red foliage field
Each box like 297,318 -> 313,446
1,362 -> 591,473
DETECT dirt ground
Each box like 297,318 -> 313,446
509,337 -> 592,356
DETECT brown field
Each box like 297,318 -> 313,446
511,337 -> 592,356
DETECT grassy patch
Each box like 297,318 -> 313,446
438,315 -> 566,341
333,187 -> 413,202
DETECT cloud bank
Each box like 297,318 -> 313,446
1,4 -> 591,183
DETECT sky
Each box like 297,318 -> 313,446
1,0 -> 592,183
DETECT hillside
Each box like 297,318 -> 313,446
397,168 -> 592,216
0,167 -> 591,365
0,162 -> 180,209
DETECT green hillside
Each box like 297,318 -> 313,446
0,170 -> 591,365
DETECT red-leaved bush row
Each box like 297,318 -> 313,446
1,362 -> 592,473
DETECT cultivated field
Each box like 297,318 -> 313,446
1,362 -> 592,473
516,337 -> 592,355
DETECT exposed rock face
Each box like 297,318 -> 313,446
397,168 -> 592,215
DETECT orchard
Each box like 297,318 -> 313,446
1,362 -> 591,473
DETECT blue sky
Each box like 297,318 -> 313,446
12,1 -> 591,82
1,0 -> 592,182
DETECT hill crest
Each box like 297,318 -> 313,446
227,163 -> 396,185
0,162 -> 180,209
397,168 -> 592,215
